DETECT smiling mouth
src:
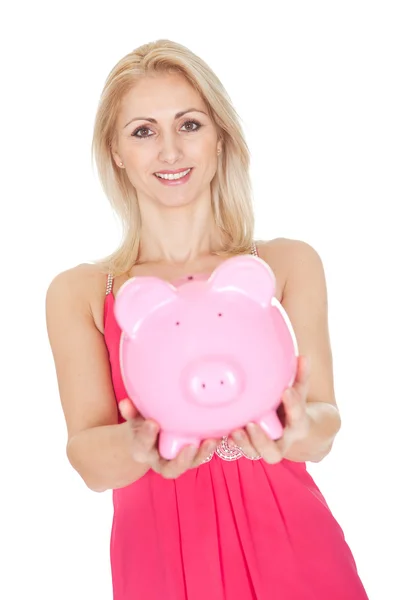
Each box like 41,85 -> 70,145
154,168 -> 192,181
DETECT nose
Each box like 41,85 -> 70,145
183,358 -> 244,406
158,132 -> 183,164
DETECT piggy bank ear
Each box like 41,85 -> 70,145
209,255 -> 275,307
114,277 -> 177,337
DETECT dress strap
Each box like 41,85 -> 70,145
251,241 -> 259,256
106,273 -> 114,296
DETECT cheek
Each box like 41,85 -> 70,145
192,145 -> 218,173
124,148 -> 154,176
185,133 -> 217,156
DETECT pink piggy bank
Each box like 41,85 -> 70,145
114,255 -> 298,460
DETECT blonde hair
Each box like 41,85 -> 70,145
91,39 -> 254,276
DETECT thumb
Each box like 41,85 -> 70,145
118,398 -> 139,421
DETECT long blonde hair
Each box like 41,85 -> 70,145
91,39 -> 254,276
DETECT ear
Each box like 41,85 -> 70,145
111,150 -> 123,169
209,255 -> 275,307
110,135 -> 123,168
114,277 -> 177,337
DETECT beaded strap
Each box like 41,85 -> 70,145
106,273 -> 114,296
251,241 -> 259,256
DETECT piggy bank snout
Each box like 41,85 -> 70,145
183,357 -> 245,406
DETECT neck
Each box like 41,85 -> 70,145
138,200 -> 222,265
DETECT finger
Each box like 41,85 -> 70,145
130,420 -> 160,463
280,389 -> 310,441
159,444 -> 199,479
282,388 -> 304,424
274,430 -> 293,457
246,423 -> 282,464
230,430 -> 259,458
119,398 -> 139,421
192,439 -> 219,466
298,355 -> 310,378
282,389 -> 310,434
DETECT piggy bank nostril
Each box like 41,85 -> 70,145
201,380 -> 224,388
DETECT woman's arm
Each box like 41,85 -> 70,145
45,266 -> 150,492
232,239 -> 341,463
279,239 -> 341,462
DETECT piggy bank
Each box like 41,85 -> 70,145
114,255 -> 298,460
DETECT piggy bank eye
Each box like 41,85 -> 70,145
175,321 -> 181,326
218,312 -> 223,317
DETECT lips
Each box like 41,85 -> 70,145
154,167 -> 192,181
154,167 -> 193,186
155,167 -> 192,175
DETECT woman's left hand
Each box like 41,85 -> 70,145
230,355 -> 311,463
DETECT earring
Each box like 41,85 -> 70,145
217,149 -> 221,155
119,162 -> 124,167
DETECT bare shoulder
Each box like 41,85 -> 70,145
46,263 -> 109,333
46,262 -> 106,300
256,237 -> 324,297
257,236 -> 323,266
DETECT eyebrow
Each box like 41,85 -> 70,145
123,108 -> 208,129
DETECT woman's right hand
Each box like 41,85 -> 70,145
118,398 -> 219,479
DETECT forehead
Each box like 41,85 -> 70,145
118,73 -> 208,121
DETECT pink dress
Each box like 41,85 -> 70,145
103,246 -> 369,600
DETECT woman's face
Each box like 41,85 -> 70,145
112,73 -> 222,208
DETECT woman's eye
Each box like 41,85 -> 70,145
131,127 -> 153,138
181,120 -> 201,132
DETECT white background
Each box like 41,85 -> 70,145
1,1 -> 399,599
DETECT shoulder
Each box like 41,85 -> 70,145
45,263 -> 109,330
256,237 -> 325,293
257,236 -> 323,264
46,262 -> 107,300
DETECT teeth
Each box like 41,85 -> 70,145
155,168 -> 191,180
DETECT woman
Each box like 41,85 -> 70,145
46,39 -> 368,599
